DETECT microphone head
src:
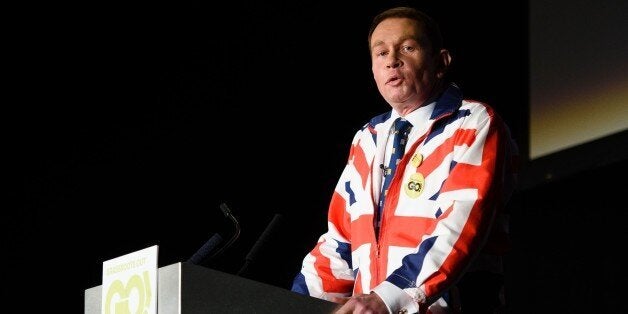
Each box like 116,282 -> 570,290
219,202 -> 232,217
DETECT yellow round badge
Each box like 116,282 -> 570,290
404,173 -> 425,198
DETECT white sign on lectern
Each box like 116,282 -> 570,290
101,245 -> 158,314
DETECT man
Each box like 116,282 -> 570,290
291,7 -> 517,313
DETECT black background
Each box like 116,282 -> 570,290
12,1 -> 626,313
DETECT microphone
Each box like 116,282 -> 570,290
237,213 -> 284,276
380,163 -> 390,175
187,233 -> 224,265
187,202 -> 241,266
207,203 -> 241,260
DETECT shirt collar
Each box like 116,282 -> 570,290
390,100 -> 436,128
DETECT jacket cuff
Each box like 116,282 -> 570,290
372,281 -> 420,314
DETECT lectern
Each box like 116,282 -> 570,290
85,262 -> 337,313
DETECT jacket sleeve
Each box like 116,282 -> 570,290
290,129 -> 364,300
381,106 -> 516,309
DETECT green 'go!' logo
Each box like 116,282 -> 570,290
104,271 -> 152,314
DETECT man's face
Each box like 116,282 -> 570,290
370,18 -> 439,112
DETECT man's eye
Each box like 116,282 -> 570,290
376,51 -> 388,57
402,46 -> 415,52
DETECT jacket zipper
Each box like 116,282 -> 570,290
375,111 -> 453,284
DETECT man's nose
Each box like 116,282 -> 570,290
386,55 -> 402,68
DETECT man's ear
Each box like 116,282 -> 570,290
436,49 -> 452,79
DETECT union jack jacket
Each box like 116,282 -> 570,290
292,83 -> 518,313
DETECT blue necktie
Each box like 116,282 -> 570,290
376,118 -> 412,235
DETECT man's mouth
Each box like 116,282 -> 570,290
386,76 -> 401,85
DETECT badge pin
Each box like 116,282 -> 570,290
404,173 -> 425,198
411,153 -> 423,168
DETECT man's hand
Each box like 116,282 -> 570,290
333,292 -> 389,314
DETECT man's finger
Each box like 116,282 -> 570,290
330,296 -> 351,304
